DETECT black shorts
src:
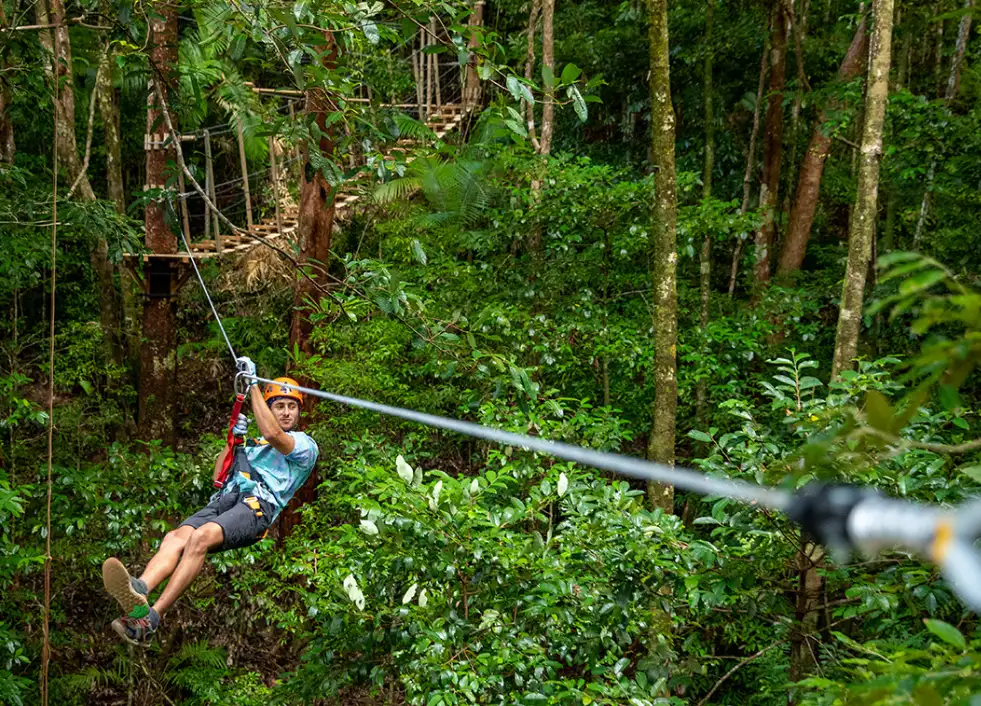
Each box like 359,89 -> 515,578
179,485 -> 275,552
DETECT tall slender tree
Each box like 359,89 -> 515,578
0,3 -> 14,164
729,37 -> 769,297
289,31 -> 338,362
754,1 -> 788,284
38,0 -> 121,365
539,0 -> 555,155
831,0 -> 895,379
646,0 -> 677,513
913,0 -> 973,246
777,17 -> 868,275
524,0 -> 541,148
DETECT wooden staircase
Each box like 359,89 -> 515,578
138,103 -> 469,262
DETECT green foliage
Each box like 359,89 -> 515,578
279,399 -> 688,705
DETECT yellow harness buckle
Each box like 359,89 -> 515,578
244,496 -> 263,517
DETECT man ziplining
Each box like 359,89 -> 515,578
101,357 -> 319,645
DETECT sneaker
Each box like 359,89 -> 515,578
111,615 -> 156,646
102,557 -> 149,619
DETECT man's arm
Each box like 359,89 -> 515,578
249,384 -> 296,456
214,446 -> 231,482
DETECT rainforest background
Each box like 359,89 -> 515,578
1,0 -> 981,702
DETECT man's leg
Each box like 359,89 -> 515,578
152,522 -> 224,617
139,525 -> 195,592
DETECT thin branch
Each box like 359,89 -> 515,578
783,0 -> 812,92
67,44 -> 108,199
696,641 -> 785,706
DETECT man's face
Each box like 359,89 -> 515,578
270,399 -> 299,431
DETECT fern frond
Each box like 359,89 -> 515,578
169,640 -> 228,670
391,113 -> 436,142
373,176 -> 423,204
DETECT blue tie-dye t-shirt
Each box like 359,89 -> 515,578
223,432 -> 319,519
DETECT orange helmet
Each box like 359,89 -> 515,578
263,377 -> 303,405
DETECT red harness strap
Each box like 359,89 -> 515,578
214,392 -> 246,489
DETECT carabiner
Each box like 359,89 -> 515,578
234,370 -> 251,396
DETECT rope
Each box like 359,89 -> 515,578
178,156 -> 303,199
41,56 -> 58,706
177,227 -> 237,361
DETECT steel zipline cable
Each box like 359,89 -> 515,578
177,228 -> 238,362
252,375 -> 792,510
177,219 -> 981,614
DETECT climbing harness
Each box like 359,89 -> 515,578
177,183 -> 981,616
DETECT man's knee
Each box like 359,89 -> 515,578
187,524 -> 223,555
163,525 -> 194,550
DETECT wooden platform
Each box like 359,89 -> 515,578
127,103 -> 470,263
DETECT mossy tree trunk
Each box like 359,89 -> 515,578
831,0 -> 894,379
646,0 -> 677,514
39,0 -> 124,369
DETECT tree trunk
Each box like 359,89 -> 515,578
883,12 -> 911,252
831,0 -> 894,380
526,0 -> 544,253
729,36 -> 769,297
932,5 -> 944,97
788,543 -> 826,701
754,2 -> 788,284
97,43 -> 135,368
777,17 -> 868,275
539,0 -> 555,155
464,1 -> 485,110
283,35 -> 338,540
696,0 -> 714,423
524,0 -> 541,149
138,1 -> 180,445
782,0 -> 809,220
943,0 -> 972,100
646,0 -> 677,514
0,4 -> 12,163
41,0 -> 122,367
913,0 -> 972,247
0,79 -> 12,163
97,49 -> 125,213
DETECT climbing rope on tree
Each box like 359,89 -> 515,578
40,54 -> 59,706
